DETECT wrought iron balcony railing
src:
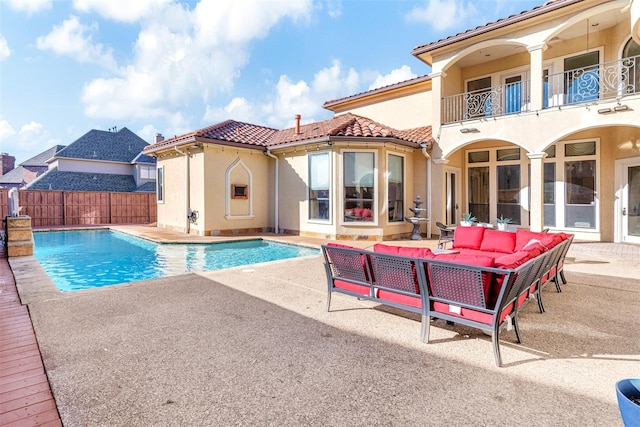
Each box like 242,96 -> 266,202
442,79 -> 531,124
545,54 -> 639,108
441,55 -> 639,125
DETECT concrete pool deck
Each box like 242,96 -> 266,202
3,225 -> 640,426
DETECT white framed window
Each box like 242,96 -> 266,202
387,153 -> 404,223
308,152 -> 331,222
342,149 -> 376,224
156,166 -> 164,203
139,165 -> 155,180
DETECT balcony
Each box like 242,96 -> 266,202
441,55 -> 640,125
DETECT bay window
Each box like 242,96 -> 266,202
343,151 -> 375,222
309,152 -> 330,221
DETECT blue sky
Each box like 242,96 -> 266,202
0,0 -> 543,165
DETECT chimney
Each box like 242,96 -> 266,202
0,153 -> 16,176
155,133 -> 165,143
295,114 -> 301,135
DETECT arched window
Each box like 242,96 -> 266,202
622,38 -> 640,94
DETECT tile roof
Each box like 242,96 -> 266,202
323,75 -> 432,109
144,114 -> 433,155
267,113 -> 433,148
411,0 -> 583,57
20,145 -> 66,166
26,170 -> 144,192
144,120 -> 278,154
56,127 -> 150,163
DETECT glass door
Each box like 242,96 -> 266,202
623,163 -> 640,243
445,167 -> 461,226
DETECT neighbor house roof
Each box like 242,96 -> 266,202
20,145 -> 66,167
411,0 -> 584,58
26,170 -> 152,192
55,127 -> 150,163
0,166 -> 34,186
144,114 -> 433,155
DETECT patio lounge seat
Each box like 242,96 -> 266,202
435,221 -> 455,249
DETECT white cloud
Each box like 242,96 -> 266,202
0,120 -> 17,140
72,0 -> 172,23
202,60 -> 361,130
79,1 -> 313,124
4,0 -> 52,14
0,35 -> 10,61
19,121 -> 44,136
405,0 -> 478,32
324,0 -> 343,19
368,65 -> 417,91
36,16 -> 118,72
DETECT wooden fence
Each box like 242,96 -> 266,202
0,189 -> 157,227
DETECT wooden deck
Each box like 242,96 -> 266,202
0,249 -> 62,426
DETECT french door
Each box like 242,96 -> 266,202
619,159 -> 640,244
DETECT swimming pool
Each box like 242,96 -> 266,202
33,230 -> 319,291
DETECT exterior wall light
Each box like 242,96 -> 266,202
614,104 -> 629,111
597,107 -> 613,114
460,128 -> 480,133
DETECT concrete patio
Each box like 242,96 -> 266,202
5,226 -> 640,426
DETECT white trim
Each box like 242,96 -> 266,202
225,158 -> 253,219
614,156 -> 640,243
386,152 -> 406,224
156,165 -> 164,204
339,148 -> 378,226
307,151 -> 332,224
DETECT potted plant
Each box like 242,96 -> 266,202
496,215 -> 512,231
460,212 -> 476,227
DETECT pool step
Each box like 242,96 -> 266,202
5,216 -> 34,257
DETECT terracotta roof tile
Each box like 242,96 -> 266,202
144,114 -> 433,155
412,0 -> 583,57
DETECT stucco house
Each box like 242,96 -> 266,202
147,0 -> 640,244
327,0 -> 640,244
143,114 -> 433,239
27,127 -> 156,193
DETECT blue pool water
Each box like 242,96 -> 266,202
33,230 -> 318,291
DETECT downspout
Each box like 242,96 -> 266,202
174,146 -> 190,234
421,143 -> 432,239
264,150 -> 279,234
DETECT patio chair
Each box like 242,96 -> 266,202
435,222 -> 455,249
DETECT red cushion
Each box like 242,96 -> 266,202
494,251 -> 531,269
377,290 -> 422,309
353,208 -> 363,217
373,243 -> 400,255
396,246 -> 434,259
514,230 -> 548,251
453,226 -> 485,250
479,229 -> 516,254
334,279 -> 370,296
362,208 -> 373,218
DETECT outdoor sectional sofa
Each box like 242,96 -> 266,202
321,228 -> 573,367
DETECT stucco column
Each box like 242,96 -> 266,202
431,158 -> 449,229
528,152 -> 546,231
527,44 -> 545,112
428,71 -> 444,138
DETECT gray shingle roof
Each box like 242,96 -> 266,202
134,182 -> 157,193
131,152 -> 156,165
26,170 -> 142,192
20,145 -> 66,167
0,166 -> 27,185
56,127 -> 149,163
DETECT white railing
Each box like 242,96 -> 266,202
441,55 -> 639,124
545,55 -> 639,108
442,80 -> 531,124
